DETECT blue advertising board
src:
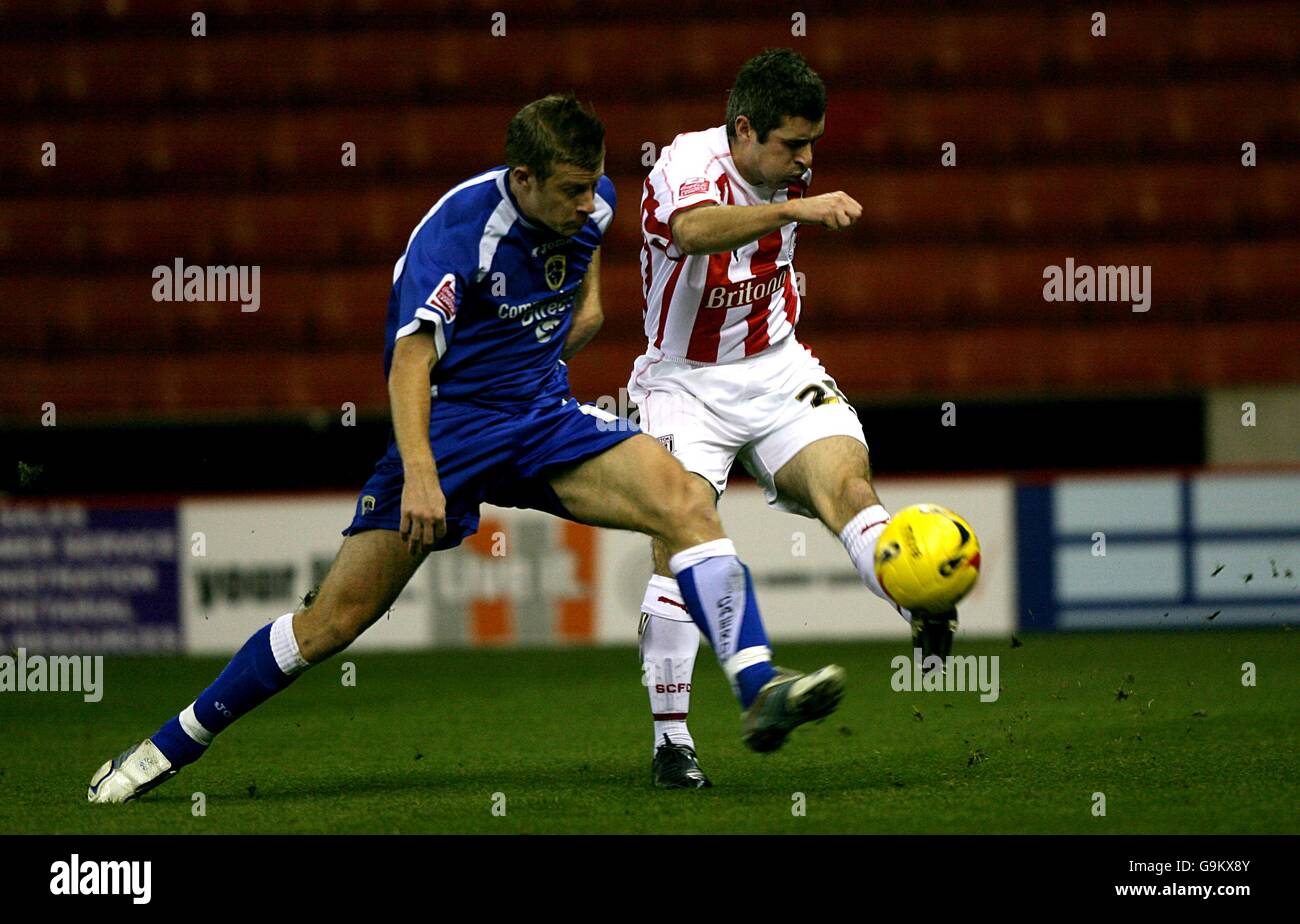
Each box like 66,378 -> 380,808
1017,473 -> 1299,630
0,504 -> 181,653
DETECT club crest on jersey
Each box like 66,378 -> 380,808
424,273 -> 458,322
361,495 -> 376,515
656,433 -> 675,454
544,255 -> 566,291
678,177 -> 711,197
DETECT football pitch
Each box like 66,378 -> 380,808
3,629 -> 1296,835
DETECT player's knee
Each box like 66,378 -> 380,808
685,494 -> 722,532
655,478 -> 720,542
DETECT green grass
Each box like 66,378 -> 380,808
2,630 -> 1296,833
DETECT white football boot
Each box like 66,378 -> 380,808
87,740 -> 177,803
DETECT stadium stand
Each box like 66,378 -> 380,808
1,0 -> 1296,417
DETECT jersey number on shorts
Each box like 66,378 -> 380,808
796,379 -> 848,408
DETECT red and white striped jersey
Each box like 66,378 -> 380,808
640,125 -> 810,364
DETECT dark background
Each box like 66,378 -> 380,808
2,0 -> 1296,495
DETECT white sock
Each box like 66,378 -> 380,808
640,574 -> 699,753
840,505 -> 911,623
270,612 -> 310,674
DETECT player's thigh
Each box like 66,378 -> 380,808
295,528 -> 429,661
636,384 -> 747,500
547,433 -> 722,548
772,434 -> 879,527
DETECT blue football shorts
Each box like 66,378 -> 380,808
342,396 -> 638,549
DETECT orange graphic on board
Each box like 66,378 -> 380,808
463,517 -> 597,645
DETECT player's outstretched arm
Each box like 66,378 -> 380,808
562,246 -> 604,360
388,330 -> 447,556
671,191 -> 862,256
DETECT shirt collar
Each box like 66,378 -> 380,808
498,167 -> 554,233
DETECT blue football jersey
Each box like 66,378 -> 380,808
384,167 -> 616,406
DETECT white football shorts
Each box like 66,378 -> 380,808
626,335 -> 868,517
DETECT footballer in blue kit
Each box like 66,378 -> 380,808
342,161 -> 633,549
86,95 -> 846,804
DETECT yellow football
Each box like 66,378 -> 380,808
873,503 -> 981,612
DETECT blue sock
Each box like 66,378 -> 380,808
673,543 -> 778,709
735,661 -> 779,709
151,623 -> 303,768
152,716 -> 206,767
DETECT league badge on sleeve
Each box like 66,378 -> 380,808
425,273 -> 458,322
678,177 -> 711,197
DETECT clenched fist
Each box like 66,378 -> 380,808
788,191 -> 862,230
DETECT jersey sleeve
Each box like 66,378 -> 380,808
393,214 -> 475,358
644,136 -> 723,259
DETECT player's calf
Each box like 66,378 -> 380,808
550,434 -> 845,742
640,582 -> 703,780
773,435 -> 879,535
651,478 -> 798,714
86,530 -> 425,803
772,437 -> 915,626
295,528 -> 432,661
626,463 -> 783,710
293,580 -> 381,662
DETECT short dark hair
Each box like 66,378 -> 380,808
505,93 -> 606,183
724,48 -> 827,142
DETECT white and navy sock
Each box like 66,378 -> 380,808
640,575 -> 700,753
669,538 -> 777,709
151,612 -> 309,768
840,504 -> 911,623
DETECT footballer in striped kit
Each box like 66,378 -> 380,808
630,49 -> 972,788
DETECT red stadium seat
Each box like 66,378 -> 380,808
6,3 -> 1294,110
0,277 -> 52,354
2,3 -> 1296,421
7,82 -> 1294,198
